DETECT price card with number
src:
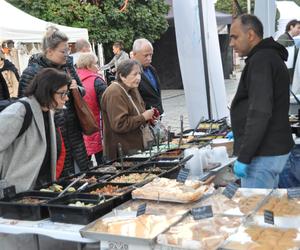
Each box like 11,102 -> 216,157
222,182 -> 239,199
136,203 -> 147,217
264,210 -> 274,225
191,205 -> 213,220
287,188 -> 300,199
177,168 -> 190,183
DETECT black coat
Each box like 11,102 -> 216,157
138,65 -> 164,114
18,54 -> 89,175
230,37 -> 294,164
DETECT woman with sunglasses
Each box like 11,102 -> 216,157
18,26 -> 89,177
0,68 -> 70,193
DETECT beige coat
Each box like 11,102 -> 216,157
1,70 -> 19,98
101,81 -> 146,160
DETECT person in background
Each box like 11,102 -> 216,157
277,19 -> 300,83
0,49 -> 19,99
132,38 -> 164,115
4,40 -> 20,71
70,38 -> 92,66
0,68 -> 70,193
18,26 -> 89,177
229,14 -> 293,188
101,59 -> 154,160
101,41 -> 129,73
77,52 -> 107,165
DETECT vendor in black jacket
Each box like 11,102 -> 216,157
229,14 -> 294,188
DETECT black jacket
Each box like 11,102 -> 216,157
18,54 -> 89,175
0,59 -> 20,81
138,65 -> 164,114
230,37 -> 294,164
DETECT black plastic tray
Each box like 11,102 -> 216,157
45,193 -> 115,224
0,191 -> 58,220
62,172 -> 114,184
83,183 -> 134,208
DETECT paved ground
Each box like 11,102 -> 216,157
161,77 -> 239,133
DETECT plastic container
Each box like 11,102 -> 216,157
45,193 -> 115,224
0,191 -> 58,220
184,148 -> 203,180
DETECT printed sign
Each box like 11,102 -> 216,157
177,168 -> 190,183
287,188 -> 300,199
136,203 -> 147,217
264,210 -> 274,225
222,182 -> 239,199
191,205 -> 213,220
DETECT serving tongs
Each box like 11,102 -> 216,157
192,116 -> 205,136
57,173 -> 86,198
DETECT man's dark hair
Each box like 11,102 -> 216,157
113,41 -> 124,50
235,14 -> 264,39
116,59 -> 141,82
25,68 -> 71,109
285,19 -> 300,32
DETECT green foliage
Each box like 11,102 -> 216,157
215,0 -> 254,14
7,0 -> 169,53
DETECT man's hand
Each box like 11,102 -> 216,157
226,131 -> 234,140
233,160 -> 248,178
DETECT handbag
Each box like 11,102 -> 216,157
114,82 -> 154,149
72,88 -> 99,135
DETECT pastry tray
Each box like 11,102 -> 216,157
0,191 -> 58,220
80,199 -> 188,245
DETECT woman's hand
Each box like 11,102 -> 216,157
69,79 -> 78,89
142,108 -> 154,121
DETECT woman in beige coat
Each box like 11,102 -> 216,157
101,59 -> 154,160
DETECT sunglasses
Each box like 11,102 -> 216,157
55,90 -> 69,98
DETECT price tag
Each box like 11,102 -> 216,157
222,182 -> 239,199
136,203 -> 147,217
177,168 -> 190,183
108,241 -> 129,250
191,205 -> 213,220
264,210 -> 274,225
287,188 -> 300,199
3,185 -> 16,199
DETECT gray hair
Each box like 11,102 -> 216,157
116,59 -> 142,82
77,52 -> 98,69
132,38 -> 153,52
42,26 -> 69,53
75,38 -> 91,52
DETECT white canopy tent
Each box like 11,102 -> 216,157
0,0 -> 88,43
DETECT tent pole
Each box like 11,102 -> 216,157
198,0 -> 212,119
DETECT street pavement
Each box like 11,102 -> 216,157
161,78 -> 239,133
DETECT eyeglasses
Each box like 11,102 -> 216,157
55,90 -> 69,98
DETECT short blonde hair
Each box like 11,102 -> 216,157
77,52 -> 98,69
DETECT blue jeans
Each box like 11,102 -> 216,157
279,145 -> 300,188
241,154 -> 290,188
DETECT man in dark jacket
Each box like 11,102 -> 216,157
132,38 -> 164,115
229,14 -> 294,188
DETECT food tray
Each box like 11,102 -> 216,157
0,191 -> 58,220
220,224 -> 300,250
106,171 -> 161,186
132,178 -> 215,203
62,172 -> 115,184
200,188 -> 272,216
80,204 -> 185,245
82,183 -> 134,208
250,189 -> 300,228
44,193 -> 115,224
157,214 -> 242,250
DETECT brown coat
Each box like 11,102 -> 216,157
101,81 -> 147,160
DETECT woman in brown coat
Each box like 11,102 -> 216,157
101,59 -> 154,160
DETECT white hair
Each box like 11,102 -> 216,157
132,38 -> 153,52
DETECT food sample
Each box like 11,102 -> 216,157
39,183 -> 76,193
142,166 -> 166,172
257,195 -> 300,216
159,149 -> 182,158
223,226 -> 300,250
132,177 -> 214,203
68,201 -> 95,207
89,214 -> 180,239
16,197 -> 47,205
157,216 -> 241,250
93,166 -> 117,173
70,175 -> 97,184
112,161 -> 135,168
110,173 -> 157,183
237,194 -> 266,215
89,185 -> 132,196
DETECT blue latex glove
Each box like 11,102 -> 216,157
226,131 -> 234,140
233,160 -> 248,178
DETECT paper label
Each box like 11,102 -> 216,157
177,168 -> 190,183
222,182 -> 238,199
191,205 -> 213,220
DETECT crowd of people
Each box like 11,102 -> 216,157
2,14 -> 300,193
0,27 -> 163,192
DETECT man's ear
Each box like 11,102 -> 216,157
248,29 -> 257,42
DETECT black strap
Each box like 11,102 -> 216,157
17,100 -> 33,138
